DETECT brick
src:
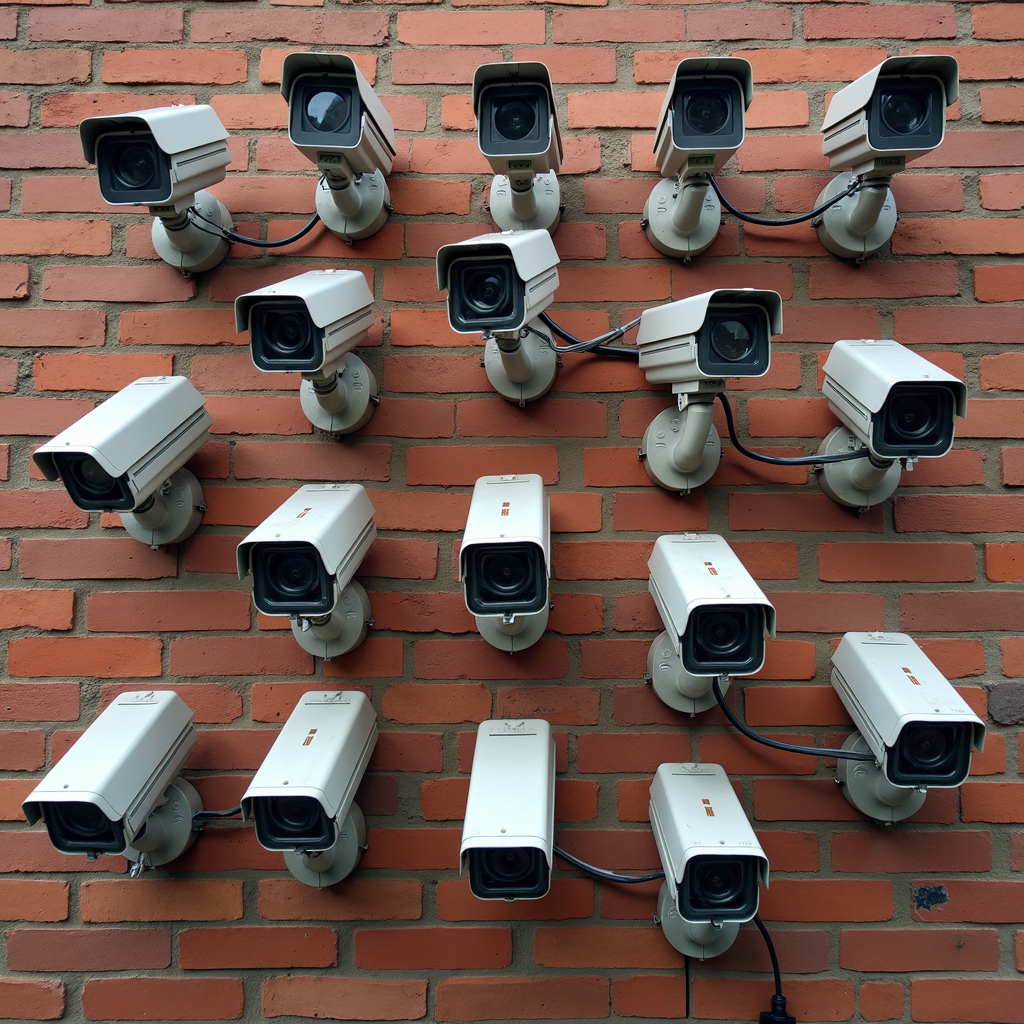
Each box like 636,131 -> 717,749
193,9 -> 386,43
258,878 -> 422,922
171,639 -> 309,678
82,979 -> 243,1021
901,44 -> 1024,82
40,92 -> 194,127
535,927 -> 682,969
860,982 -> 904,1022
0,683 -> 79,722
819,542 -> 976,582
893,218 -> 1024,256
809,260 -> 959,299
263,978 -> 427,1022
0,92 -> 30,127
259,48 -> 376,87
911,980 -> 1024,1023
692,979 -> 854,1023
81,880 -> 242,923
435,977 -> 609,1023
20,538 -> 176,580
977,266 -> 1024,302
687,9 -> 792,41
398,11 -> 544,45
0,979 -> 64,1021
577,733 -> 690,773
9,637 -> 161,678
86,591 -> 250,632
974,4 -> 1024,41
981,87 -> 1024,123
437,879 -> 593,922
496,687 -> 601,726
383,683 -> 490,724
119,309 -> 242,347
611,490 -> 708,532
962,783 -> 1024,822
730,494 -> 883,533
983,175 -> 1023,211
355,927 -> 512,970
735,46 -> 887,85
0,880 -> 68,922
392,49 -> 501,85
456,399 -> 607,439
43,265 -> 194,303
6,928 -> 170,972
554,11 -> 684,43
33,353 -> 173,392
414,640 -> 569,680
179,926 -> 336,970
0,261 -> 27,298
29,8 -> 183,41
103,49 -> 247,85
805,4 -> 955,40
832,831 -> 992,873
0,49 -> 91,85
0,219 -> 110,257
0,490 -> 89,529
896,495 -> 1024,533
0,730 -> 45,770
987,544 -> 1024,582
902,592 -> 1024,631
760,880 -> 892,923
568,91 -> 661,129
0,589 -> 73,630
0,134 -> 89,169
512,47 -> 616,84
406,446 -> 559,486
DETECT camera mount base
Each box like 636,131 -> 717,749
834,732 -> 927,824
476,607 -> 549,654
121,469 -> 205,548
124,777 -> 203,874
643,178 -> 721,260
656,882 -> 740,960
152,191 -> 233,275
815,427 -> 901,510
316,170 -> 391,242
488,172 -> 561,234
813,174 -> 896,261
640,406 -> 722,493
647,632 -> 729,715
300,354 -> 379,435
283,804 -> 366,889
485,321 -> 557,407
290,580 -> 372,660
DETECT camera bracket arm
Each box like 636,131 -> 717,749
813,173 -> 897,261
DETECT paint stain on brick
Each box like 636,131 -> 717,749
913,885 -> 949,912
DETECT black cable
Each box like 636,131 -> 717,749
553,845 -> 665,884
539,312 -> 641,358
712,677 -> 874,762
189,206 -> 323,249
193,806 -> 242,819
754,915 -> 796,1023
708,174 -> 859,227
754,915 -> 783,998
716,393 -> 872,466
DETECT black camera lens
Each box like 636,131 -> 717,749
709,318 -> 755,363
696,610 -> 745,659
468,846 -> 549,900
253,796 -> 333,850
290,76 -> 361,148
880,90 -> 929,136
479,84 -> 548,157
251,542 -> 332,616
95,133 -> 172,205
890,722 -> 973,787
685,91 -> 730,136
112,143 -> 159,190
682,855 -> 758,920
874,384 -> 955,458
465,543 -> 546,617
250,301 -> 320,371
494,100 -> 536,142
696,305 -> 770,378
868,75 -> 944,150
52,453 -> 133,512
45,801 -> 123,855
683,604 -> 764,677
306,90 -> 351,133
465,269 -> 512,318
448,256 -> 523,333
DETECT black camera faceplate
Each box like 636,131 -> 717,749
465,542 -> 547,617
253,795 -> 335,851
682,604 -> 765,677
680,853 -> 760,921
478,83 -> 551,157
467,846 -> 549,900
96,131 -> 173,205
251,542 -> 333,616
52,452 -> 135,512
670,77 -> 744,151
448,256 -> 525,334
44,801 -> 124,855
872,383 -> 955,458
289,74 -> 362,149
868,75 -> 944,151
249,300 -> 324,372
696,304 -> 771,378
888,721 -> 974,787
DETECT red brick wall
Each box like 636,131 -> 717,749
2,2 -> 1023,1022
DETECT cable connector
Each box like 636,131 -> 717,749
759,994 -> 796,1024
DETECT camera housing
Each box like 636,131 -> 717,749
436,230 -> 560,405
644,57 -> 753,259
79,105 -> 233,273
33,376 -> 212,547
473,61 -> 563,233
815,55 -> 959,259
237,484 -> 377,659
234,269 -> 379,434
636,288 -> 783,493
281,52 -> 397,241
649,762 -> 768,960
817,339 -> 967,509
461,719 -> 555,901
460,474 -> 550,654
831,632 -> 985,823
23,690 -> 202,873
241,690 -> 378,887
647,534 -> 776,715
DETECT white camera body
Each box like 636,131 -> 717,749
460,474 -> 550,653
33,377 -> 211,547
821,55 -> 959,176
461,719 -> 555,901
241,690 -> 377,887
237,484 -> 377,659
23,690 -> 201,870
649,762 -> 768,959
79,104 -> 230,211
653,57 -> 753,180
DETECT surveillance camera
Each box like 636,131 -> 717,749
241,690 -> 377,888
79,105 -> 233,273
831,632 -> 985,824
234,269 -> 379,434
236,484 -> 376,659
461,719 -> 555,901
280,52 -> 397,241
473,61 -> 563,233
23,690 -> 202,874
647,534 -> 776,715
649,762 -> 768,960
436,230 -> 560,405
33,376 -> 211,547
816,339 -> 966,509
644,57 -> 753,259
815,55 -> 959,258
636,288 -> 782,493
460,474 -> 550,654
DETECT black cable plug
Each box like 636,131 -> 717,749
759,994 -> 796,1024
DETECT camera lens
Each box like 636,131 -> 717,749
686,92 -> 730,135
468,846 -> 548,899
465,269 -> 511,317
695,609 -> 746,660
306,90 -> 350,133
484,551 -> 532,597
888,393 -> 937,441
684,604 -> 763,676
253,795 -> 332,850
251,301 -> 319,370
52,453 -> 132,511
881,90 -> 929,135
691,859 -> 744,906
709,319 -> 755,363
46,801 -> 123,854
902,726 -> 949,769
877,384 -> 953,457
891,721 -> 972,786
252,542 -> 332,615
494,100 -> 536,141
72,457 -> 118,499
465,544 -> 546,617
484,848 -> 534,883
267,548 -> 321,601
269,797 -> 322,832
112,144 -> 158,190
264,310 -> 312,359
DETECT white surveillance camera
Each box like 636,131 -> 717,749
33,376 -> 211,547
649,762 -> 768,960
241,690 -> 377,888
234,269 -> 379,434
436,230 -> 560,405
815,55 -> 959,259
636,288 -> 782,493
460,474 -> 550,654
831,632 -> 985,824
644,57 -> 753,259
23,690 -> 202,875
280,52 -> 397,242
79,105 -> 233,273
473,61 -> 563,233
647,534 -> 776,715
816,339 -> 966,509
236,484 -> 376,660
461,719 -> 555,901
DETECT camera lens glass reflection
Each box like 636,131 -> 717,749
683,604 -> 763,677
891,721 -> 972,786
306,90 -> 350,134
888,393 -> 938,441
465,543 -> 546,616
251,301 -> 320,371
264,310 -> 313,359
52,452 -> 132,511
695,609 -> 746,659
685,92 -> 730,136
494,100 -> 536,142
112,144 -> 159,190
252,542 -> 332,615
683,854 -> 757,920
877,384 -> 954,457
691,858 -> 744,905
468,846 -> 549,899
881,90 -> 929,135
254,795 -> 333,850
465,269 -> 512,317
46,801 -> 123,854
709,319 -> 755,363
